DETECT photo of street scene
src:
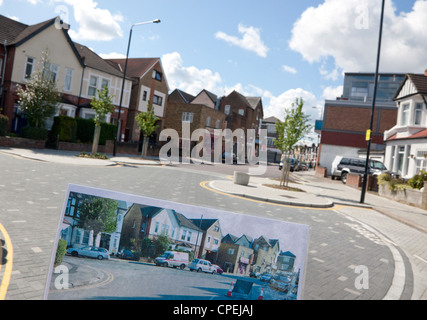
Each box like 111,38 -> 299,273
45,184 -> 309,300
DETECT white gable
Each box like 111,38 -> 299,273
395,78 -> 417,100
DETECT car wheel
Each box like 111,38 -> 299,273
197,268 -> 202,272
179,264 -> 185,270
71,251 -> 78,257
97,255 -> 103,260
341,172 -> 348,184
162,262 -> 168,268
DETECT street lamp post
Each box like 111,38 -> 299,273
113,19 -> 161,156
360,0 -> 385,203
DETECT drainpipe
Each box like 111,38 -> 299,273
0,40 -> 7,110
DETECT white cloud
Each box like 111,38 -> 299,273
99,52 -> 126,59
162,52 -> 222,96
289,0 -> 427,74
215,24 -> 269,58
58,0 -> 123,41
322,85 -> 343,100
282,65 -> 297,74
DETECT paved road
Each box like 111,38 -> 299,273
0,152 -> 419,299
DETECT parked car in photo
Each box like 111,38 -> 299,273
154,251 -> 189,270
189,258 -> 215,273
212,264 -> 223,274
117,249 -> 136,260
260,273 -> 273,282
67,246 -> 110,260
331,156 -> 389,184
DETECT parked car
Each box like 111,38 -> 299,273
260,273 -> 273,282
222,152 -> 237,164
189,258 -> 215,273
279,156 -> 298,171
212,264 -> 223,274
154,251 -> 189,270
117,249 -> 136,260
331,156 -> 389,184
67,246 -> 110,260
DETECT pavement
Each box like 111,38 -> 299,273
2,146 -> 427,300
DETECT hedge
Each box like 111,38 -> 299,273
50,116 -> 77,142
21,126 -> 48,140
0,114 -> 8,136
54,239 -> 67,267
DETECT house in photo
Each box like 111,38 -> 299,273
189,218 -> 223,259
317,72 -> 405,176
0,15 -> 85,133
120,204 -> 204,256
277,250 -> 296,272
251,236 -> 280,275
384,72 -> 427,179
107,58 -> 169,150
216,233 -> 254,276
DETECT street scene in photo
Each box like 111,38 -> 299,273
45,185 -> 309,300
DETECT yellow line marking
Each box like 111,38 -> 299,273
200,180 -> 343,211
0,223 -> 13,300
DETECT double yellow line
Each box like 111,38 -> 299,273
0,223 -> 13,300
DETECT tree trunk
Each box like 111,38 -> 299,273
91,125 -> 101,156
141,136 -> 150,158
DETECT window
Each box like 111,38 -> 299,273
153,94 -> 163,106
64,68 -> 73,91
181,230 -> 187,241
215,119 -> 220,129
228,248 -> 234,255
225,105 -> 230,115
49,64 -> 59,82
267,123 -> 276,134
415,150 -> 427,174
101,78 -> 109,90
88,76 -> 98,97
350,86 -> 368,99
154,222 -> 159,233
415,103 -> 423,125
401,103 -> 410,125
152,70 -> 162,81
0,58 -> 3,79
397,146 -> 405,173
182,112 -> 194,123
206,116 -> 211,127
238,109 -> 245,116
187,231 -> 192,242
142,91 -> 147,101
24,57 -> 35,79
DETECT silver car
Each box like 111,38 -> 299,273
67,246 -> 110,260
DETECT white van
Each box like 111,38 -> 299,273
154,251 -> 189,270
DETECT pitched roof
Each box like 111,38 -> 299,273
74,42 -> 127,78
168,89 -> 195,104
0,15 -> 28,44
189,218 -> 218,231
386,129 -> 427,141
106,58 -> 159,79
193,89 -> 218,105
174,212 -> 202,231
394,73 -> 427,100
263,116 -> 280,123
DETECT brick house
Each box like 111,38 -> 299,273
215,233 -> 254,276
384,72 -> 427,179
107,58 -> 169,147
251,236 -> 280,275
188,218 -> 222,259
165,88 -> 226,155
317,72 -> 405,176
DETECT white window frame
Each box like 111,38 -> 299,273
88,75 -> 98,97
400,103 -> 410,126
101,78 -> 109,90
414,103 -> 423,125
63,68 -> 73,92
206,116 -> 211,127
49,63 -> 59,82
153,94 -> 163,106
225,105 -> 230,115
24,56 -> 35,80
182,112 -> 194,123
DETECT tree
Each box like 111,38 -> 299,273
90,86 -> 114,156
274,97 -> 312,186
135,100 -> 159,158
76,197 -> 119,246
16,49 -> 60,128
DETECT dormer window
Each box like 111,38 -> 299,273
415,103 -> 423,125
152,70 -> 162,81
400,103 -> 410,125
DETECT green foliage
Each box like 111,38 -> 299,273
135,101 -> 159,137
90,86 -> 114,127
76,197 -> 119,236
274,97 -> 311,153
21,126 -> 48,140
377,173 -> 392,185
153,234 -> 171,257
54,239 -> 67,267
74,118 -> 116,145
16,49 -> 60,128
0,114 -> 8,136
50,116 -> 77,142
408,170 -> 427,190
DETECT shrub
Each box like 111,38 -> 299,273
54,239 -> 67,267
50,116 -> 77,142
0,114 -> 8,136
377,173 -> 391,185
408,170 -> 427,190
21,126 -> 48,140
74,118 -> 116,145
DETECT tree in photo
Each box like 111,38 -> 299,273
275,97 -> 312,187
135,100 -> 159,158
76,197 -> 119,246
16,49 -> 60,129
90,86 -> 115,156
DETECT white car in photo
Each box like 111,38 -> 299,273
67,246 -> 110,260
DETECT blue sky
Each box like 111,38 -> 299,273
1,0 -> 426,143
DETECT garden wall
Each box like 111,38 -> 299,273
379,182 -> 427,210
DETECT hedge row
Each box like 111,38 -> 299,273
50,115 -> 117,145
0,114 -> 8,136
